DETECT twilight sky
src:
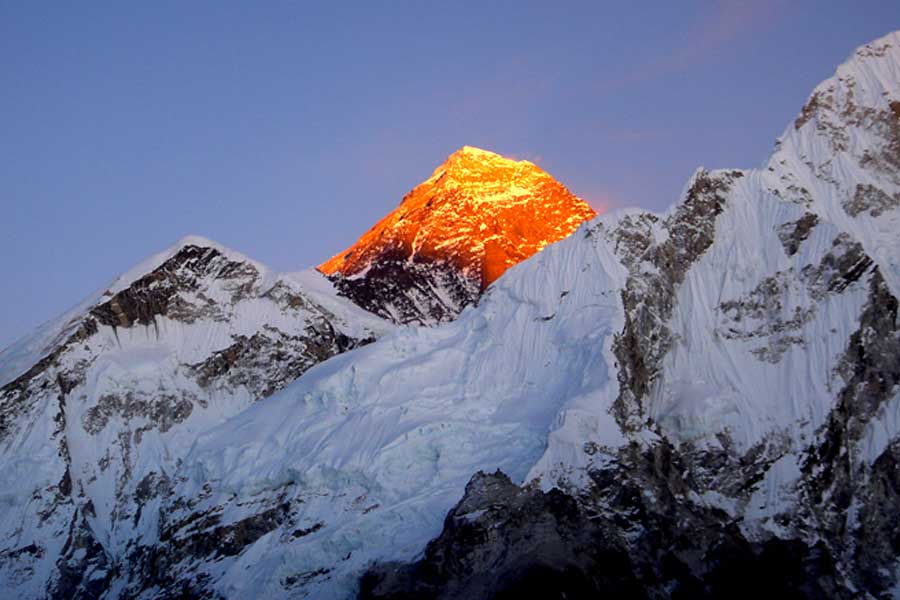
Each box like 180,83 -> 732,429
1,1 -> 898,349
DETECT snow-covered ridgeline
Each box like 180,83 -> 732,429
0,237 -> 392,597
178,214 -> 628,598
170,31 -> 900,598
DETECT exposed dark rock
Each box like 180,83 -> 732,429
610,170 -> 740,431
795,91 -> 823,130
361,469 -> 850,600
777,212 -> 819,256
0,544 -> 43,561
800,268 -> 900,596
678,434 -> 793,502
189,322 -> 371,399
843,183 -> 900,217
261,280 -> 312,311
50,510 -> 113,600
718,271 -> 815,363
857,101 -> 900,185
82,391 -> 195,436
0,319 -> 96,443
116,501 -> 292,598
853,440 -> 900,590
91,245 -> 257,330
291,522 -> 324,539
177,503 -> 290,560
282,567 -> 332,589
853,439 -> 900,593
801,233 -> 874,298
328,246 -> 480,325
360,471 -> 644,600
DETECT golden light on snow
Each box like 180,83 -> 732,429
319,146 -> 598,287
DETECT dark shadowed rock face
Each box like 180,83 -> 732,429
327,246 -> 480,325
799,267 -> 900,595
854,439 -> 900,592
360,471 -> 848,600
359,471 -> 644,600
91,245 -> 257,329
49,511 -> 111,600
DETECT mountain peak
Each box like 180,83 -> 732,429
450,145 -> 504,158
106,234 -> 267,297
318,146 -> 596,323
424,146 -> 544,197
440,145 -> 531,167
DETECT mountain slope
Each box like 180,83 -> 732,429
319,146 -> 597,324
143,31 -> 900,598
368,31 -> 900,598
2,30 -> 900,600
0,236 -> 390,598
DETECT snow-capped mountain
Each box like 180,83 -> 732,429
361,32 -> 900,598
319,146 -> 596,324
2,30 -> 900,600
0,147 -> 594,598
0,236 -> 391,598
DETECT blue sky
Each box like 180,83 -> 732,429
1,1 -> 898,348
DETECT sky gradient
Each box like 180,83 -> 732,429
1,1 -> 898,349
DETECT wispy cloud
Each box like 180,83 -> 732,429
668,0 -> 781,68
597,0 -> 783,92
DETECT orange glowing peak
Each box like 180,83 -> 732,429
319,146 -> 597,288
